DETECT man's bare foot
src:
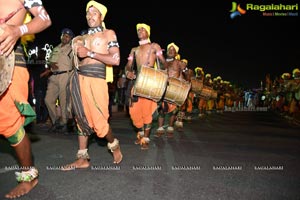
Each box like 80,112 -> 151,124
112,147 -> 123,164
134,138 -> 141,145
5,178 -> 38,199
61,158 -> 90,171
166,132 -> 174,138
154,128 -> 165,138
176,127 -> 183,132
141,143 -> 149,150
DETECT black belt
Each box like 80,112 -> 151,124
52,69 -> 73,75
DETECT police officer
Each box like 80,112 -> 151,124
45,28 -> 74,133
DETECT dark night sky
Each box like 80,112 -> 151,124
33,0 -> 299,89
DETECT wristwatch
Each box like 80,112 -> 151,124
87,51 -> 95,58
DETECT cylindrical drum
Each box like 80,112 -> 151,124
164,77 -> 191,106
190,78 -> 203,94
211,89 -> 218,99
0,50 -> 15,97
199,85 -> 214,100
133,66 -> 168,102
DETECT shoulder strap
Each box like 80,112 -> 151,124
0,6 -> 23,23
131,51 -> 137,72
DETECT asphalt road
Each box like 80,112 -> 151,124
1,109 -> 300,200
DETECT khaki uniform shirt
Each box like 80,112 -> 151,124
49,43 -> 73,71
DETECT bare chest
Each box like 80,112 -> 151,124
0,1 -> 25,24
84,34 -> 107,53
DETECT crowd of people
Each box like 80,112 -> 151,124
1,0 -> 299,199
262,69 -> 300,121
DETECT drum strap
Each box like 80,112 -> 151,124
0,6 -> 23,24
131,51 -> 137,72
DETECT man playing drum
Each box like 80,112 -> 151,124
177,60 -> 198,124
0,0 -> 51,198
155,43 -> 187,138
125,23 -> 166,150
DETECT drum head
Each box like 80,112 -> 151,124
0,51 -> 15,96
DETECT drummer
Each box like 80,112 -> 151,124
292,68 -> 300,80
155,42 -> 187,138
198,73 -> 212,116
214,76 -> 226,113
288,68 -> 300,119
124,23 -> 166,150
0,0 -> 51,198
175,58 -> 192,130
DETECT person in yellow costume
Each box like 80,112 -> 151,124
214,76 -> 225,113
62,1 -> 123,170
155,42 -> 187,138
292,68 -> 300,79
184,66 -> 198,119
198,73 -> 212,117
175,58 -> 191,130
124,23 -> 166,150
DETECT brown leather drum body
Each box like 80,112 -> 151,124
211,89 -> 218,99
0,50 -> 15,97
164,77 -> 191,106
199,85 -> 217,100
190,78 -> 203,94
133,66 -> 168,102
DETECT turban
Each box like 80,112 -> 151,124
167,42 -> 179,53
136,23 -> 151,37
205,73 -> 211,78
281,72 -> 291,79
293,68 -> 300,74
86,1 -> 107,21
293,68 -> 300,78
181,59 -> 188,64
195,67 -> 203,73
